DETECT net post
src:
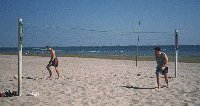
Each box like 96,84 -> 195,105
136,34 -> 139,67
18,18 -> 23,96
175,29 -> 178,78
136,21 -> 141,67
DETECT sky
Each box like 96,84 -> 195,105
0,0 -> 200,47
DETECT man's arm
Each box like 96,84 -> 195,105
49,50 -> 55,64
164,53 -> 168,66
50,50 -> 56,60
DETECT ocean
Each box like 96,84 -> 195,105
0,45 -> 200,57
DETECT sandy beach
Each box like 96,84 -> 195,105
0,54 -> 200,106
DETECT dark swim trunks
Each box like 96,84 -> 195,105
50,58 -> 58,67
156,67 -> 168,75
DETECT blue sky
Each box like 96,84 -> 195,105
0,0 -> 200,47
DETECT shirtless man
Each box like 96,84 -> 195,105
154,47 -> 169,90
46,47 -> 60,79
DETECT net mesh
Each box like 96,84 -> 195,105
23,22 -> 174,47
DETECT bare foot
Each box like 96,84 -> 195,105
155,87 -> 161,91
56,77 -> 60,79
166,85 -> 170,89
46,76 -> 52,80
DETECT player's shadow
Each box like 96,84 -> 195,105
150,76 -> 173,79
120,85 -> 156,90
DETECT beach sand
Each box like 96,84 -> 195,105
0,55 -> 200,106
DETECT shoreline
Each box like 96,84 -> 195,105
0,54 -> 199,63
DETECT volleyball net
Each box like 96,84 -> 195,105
22,18 -> 178,77
22,20 -> 177,58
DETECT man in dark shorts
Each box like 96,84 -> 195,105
46,47 -> 60,79
154,47 -> 169,90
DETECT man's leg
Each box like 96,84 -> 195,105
156,67 -> 160,90
156,74 -> 160,89
164,73 -> 169,88
46,64 -> 52,78
55,67 -> 60,79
